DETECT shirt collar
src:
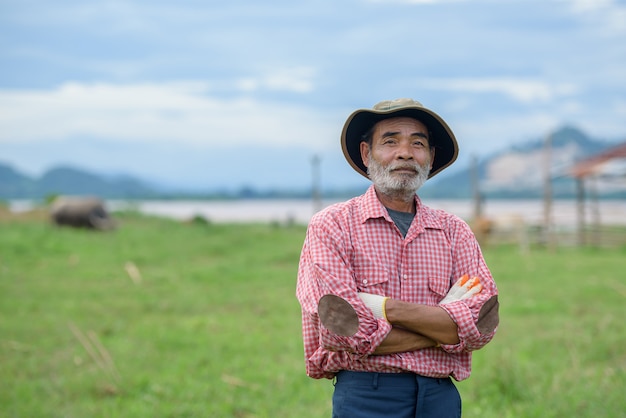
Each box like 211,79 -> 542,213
359,185 -> 388,223
359,185 -> 444,231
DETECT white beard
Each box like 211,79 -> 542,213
367,152 -> 430,202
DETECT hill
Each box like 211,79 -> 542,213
0,165 -> 158,200
424,126 -> 626,199
1,125 -> 624,200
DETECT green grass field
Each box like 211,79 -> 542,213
1,211 -> 625,417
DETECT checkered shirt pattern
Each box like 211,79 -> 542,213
296,185 -> 498,381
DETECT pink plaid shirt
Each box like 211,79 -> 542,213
296,185 -> 498,381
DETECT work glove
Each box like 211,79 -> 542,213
357,293 -> 389,320
440,274 -> 482,304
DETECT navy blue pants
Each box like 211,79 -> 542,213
332,371 -> 461,418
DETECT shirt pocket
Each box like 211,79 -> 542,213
428,276 -> 451,304
353,263 -> 390,293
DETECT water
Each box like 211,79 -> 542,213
107,198 -> 625,227
9,198 -> 625,226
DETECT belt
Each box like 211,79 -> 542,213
335,371 -> 450,388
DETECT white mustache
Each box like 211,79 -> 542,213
387,163 -> 420,173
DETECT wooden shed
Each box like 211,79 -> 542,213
567,141 -> 626,245
568,142 -> 626,179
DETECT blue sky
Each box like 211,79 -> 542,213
1,0 -> 625,191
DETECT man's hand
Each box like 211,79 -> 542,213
440,274 -> 482,304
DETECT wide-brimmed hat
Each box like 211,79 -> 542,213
341,98 -> 459,179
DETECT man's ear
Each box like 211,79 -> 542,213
360,142 -> 370,168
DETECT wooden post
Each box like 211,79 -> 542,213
576,177 -> 586,246
590,175 -> 601,247
471,154 -> 483,220
543,133 -> 554,250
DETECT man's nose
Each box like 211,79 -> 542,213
396,141 -> 414,159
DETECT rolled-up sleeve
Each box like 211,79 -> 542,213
320,317 -> 392,357
439,221 -> 499,353
296,211 -> 392,376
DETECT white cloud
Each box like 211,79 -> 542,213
236,66 -> 317,93
454,111 -> 560,154
417,77 -> 578,104
567,0 -> 626,34
365,0 -> 467,3
0,81 -> 334,149
615,99 -> 626,116
568,0 -> 613,13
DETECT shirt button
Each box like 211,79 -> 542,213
403,274 -> 408,280
363,279 -> 368,285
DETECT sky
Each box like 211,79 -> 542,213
1,0 -> 625,191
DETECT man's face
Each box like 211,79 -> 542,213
360,117 -> 434,195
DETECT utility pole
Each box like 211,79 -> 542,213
311,154 -> 322,214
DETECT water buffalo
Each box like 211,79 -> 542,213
50,197 -> 116,230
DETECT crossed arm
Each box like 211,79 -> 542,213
374,302 -> 458,355
366,275 -> 482,355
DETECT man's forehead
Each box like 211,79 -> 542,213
374,117 -> 428,133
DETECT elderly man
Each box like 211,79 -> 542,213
296,98 -> 499,418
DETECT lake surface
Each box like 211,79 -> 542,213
104,198 -> 625,227
9,198 -> 625,226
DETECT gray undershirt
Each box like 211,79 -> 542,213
385,207 -> 415,238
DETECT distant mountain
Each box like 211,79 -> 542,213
0,164 -> 36,198
0,164 -> 158,199
425,126 -> 626,199
1,125 -> 624,200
